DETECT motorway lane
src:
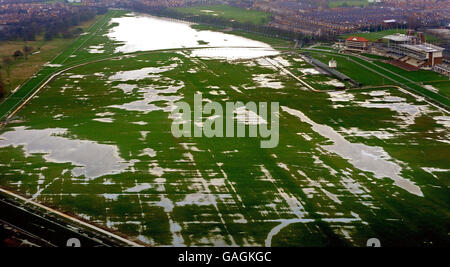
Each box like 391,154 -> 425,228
0,195 -> 127,247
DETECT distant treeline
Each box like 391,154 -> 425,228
0,77 -> 5,99
0,7 -> 108,41
119,3 -> 337,44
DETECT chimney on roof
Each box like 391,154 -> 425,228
417,32 -> 425,44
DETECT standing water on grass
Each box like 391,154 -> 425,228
106,14 -> 279,60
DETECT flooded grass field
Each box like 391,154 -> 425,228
0,12 -> 449,246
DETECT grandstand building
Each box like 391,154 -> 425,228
434,64 -> 450,77
345,36 -> 369,52
382,33 -> 444,69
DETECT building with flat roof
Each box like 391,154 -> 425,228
383,33 -> 413,44
434,64 -> 450,77
398,43 -> 444,66
382,33 -> 444,67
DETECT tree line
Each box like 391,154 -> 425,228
0,45 -> 33,99
0,71 -> 5,99
0,6 -> 108,100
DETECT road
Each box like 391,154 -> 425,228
0,187 -> 142,247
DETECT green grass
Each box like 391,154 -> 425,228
328,0 -> 370,8
372,61 -> 448,83
370,60 -> 450,99
305,49 -> 450,108
423,81 -> 450,98
360,53 -> 390,60
190,24 -> 226,31
307,51 -> 386,86
0,11 -> 449,247
313,46 -> 337,51
171,5 -> 272,25
0,10 -> 121,120
0,15 -> 103,96
2,51 -> 449,245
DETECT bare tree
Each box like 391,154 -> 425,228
2,56 -> 12,81
0,76 -> 5,99
13,50 -> 24,60
23,46 -> 33,59
0,66 -> 6,99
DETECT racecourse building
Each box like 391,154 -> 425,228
345,36 -> 369,52
383,33 -> 444,68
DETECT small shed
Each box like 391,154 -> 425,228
329,59 -> 337,68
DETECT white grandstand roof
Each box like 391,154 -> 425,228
400,43 -> 444,53
383,34 -> 412,42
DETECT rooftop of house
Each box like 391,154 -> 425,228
346,36 -> 369,42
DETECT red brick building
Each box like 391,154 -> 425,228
345,36 -> 369,52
